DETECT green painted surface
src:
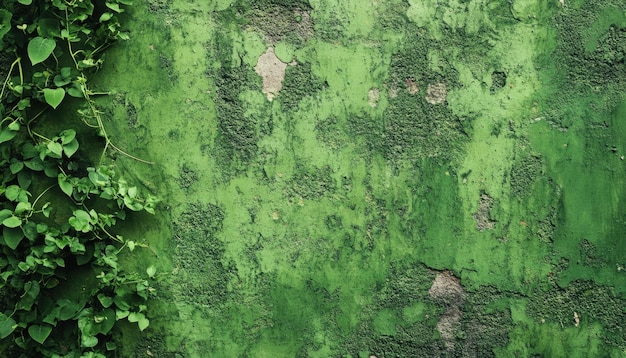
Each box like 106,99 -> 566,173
90,0 -> 625,356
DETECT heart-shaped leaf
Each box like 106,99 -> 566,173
28,324 -> 52,344
0,313 -> 16,339
138,317 -> 149,331
43,88 -> 65,109
47,141 -> 63,157
81,334 -> 98,348
0,10 -> 12,40
62,138 -> 79,158
58,174 -> 73,197
4,227 -> 24,249
3,216 -> 22,228
27,37 -> 56,65
146,265 -> 156,278
60,129 -> 76,144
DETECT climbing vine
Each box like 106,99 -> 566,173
0,0 -> 157,356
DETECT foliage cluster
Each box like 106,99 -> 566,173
0,0 -> 158,356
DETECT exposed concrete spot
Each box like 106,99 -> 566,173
429,270 -> 465,351
255,48 -> 288,101
368,88 -> 381,107
429,270 -> 464,304
405,77 -> 419,95
425,82 -> 447,104
473,192 -> 496,231
388,85 -> 398,99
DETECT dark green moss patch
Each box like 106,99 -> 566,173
177,164 -> 198,191
528,280 -> 626,350
490,71 -> 507,93
509,152 -> 543,199
170,203 -> 237,306
286,164 -> 335,200
279,62 -> 326,110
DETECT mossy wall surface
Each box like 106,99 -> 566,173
91,0 -> 625,356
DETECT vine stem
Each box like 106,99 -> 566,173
31,184 -> 56,210
0,58 -> 21,100
61,9 -> 155,166
82,90 -> 155,165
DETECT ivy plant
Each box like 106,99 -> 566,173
0,0 -> 158,356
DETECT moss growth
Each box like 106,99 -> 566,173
279,62 -> 327,110
528,280 -> 626,350
210,29 -> 265,173
509,152 -> 543,199
170,203 -> 237,306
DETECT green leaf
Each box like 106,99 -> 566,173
0,209 -> 11,223
53,74 -> 71,87
4,227 -> 24,249
58,174 -> 73,197
115,310 -> 129,320
18,0 -> 33,4
63,138 -> 79,157
8,121 -> 19,131
95,309 -> 115,334
18,172 -> 32,190
58,299 -> 84,320
14,201 -> 31,215
88,169 -> 109,186
43,88 -> 65,109
0,126 -> 18,144
46,141 -> 63,158
60,129 -> 76,144
127,311 -> 144,323
24,160 -> 44,171
27,37 -> 56,65
67,83 -> 84,97
28,325 -> 52,344
138,317 -> 149,331
146,265 -> 156,278
81,334 -> 98,348
4,185 -> 20,201
123,196 -> 143,211
105,2 -> 122,12
3,216 -> 22,228
0,313 -> 16,339
37,18 -> 60,38
97,294 -> 114,308
22,221 -> 38,240
17,281 -> 39,311
113,296 -> 130,311
9,161 -> 24,174
41,202 -> 52,218
0,10 -> 12,40
99,12 -> 113,22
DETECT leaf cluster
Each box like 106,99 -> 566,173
0,0 -> 159,356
